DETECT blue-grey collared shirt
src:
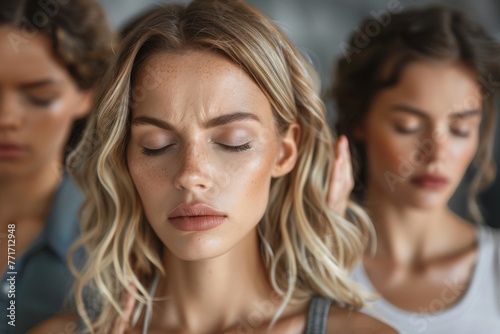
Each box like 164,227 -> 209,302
0,174 -> 83,333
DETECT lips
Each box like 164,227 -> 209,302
168,203 -> 227,232
410,174 -> 449,189
0,143 -> 24,158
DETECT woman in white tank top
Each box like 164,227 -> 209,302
329,5 -> 500,334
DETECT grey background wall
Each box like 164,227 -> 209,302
98,0 -> 500,228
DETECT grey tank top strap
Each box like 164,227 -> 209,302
305,296 -> 332,334
138,271 -> 160,334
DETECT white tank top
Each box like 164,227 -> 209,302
352,224 -> 500,334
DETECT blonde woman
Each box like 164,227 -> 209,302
331,6 -> 500,334
68,1 -> 396,333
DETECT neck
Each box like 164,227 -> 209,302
155,229 -> 279,333
363,186 -> 474,265
0,163 -> 62,227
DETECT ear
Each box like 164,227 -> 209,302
73,89 -> 94,119
271,122 -> 301,178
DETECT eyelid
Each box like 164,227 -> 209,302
450,123 -> 471,137
141,144 -> 172,156
394,124 -> 421,134
25,95 -> 55,107
134,130 -> 177,148
141,142 -> 252,156
218,142 -> 252,152
451,129 -> 470,138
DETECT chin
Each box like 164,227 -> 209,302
405,193 -> 449,210
0,163 -> 31,180
163,234 -> 233,261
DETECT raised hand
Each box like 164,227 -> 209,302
326,135 -> 354,217
112,288 -> 137,334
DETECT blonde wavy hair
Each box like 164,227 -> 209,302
68,0 -> 373,332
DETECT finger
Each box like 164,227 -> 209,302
336,137 -> 350,192
334,136 -> 342,160
113,287 -> 137,333
327,158 -> 341,205
335,154 -> 346,194
342,137 -> 355,189
335,136 -> 352,216
328,136 -> 349,208
123,290 -> 137,320
330,164 -> 349,214
327,147 -> 342,209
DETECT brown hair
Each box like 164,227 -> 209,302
0,0 -> 115,151
332,5 -> 500,223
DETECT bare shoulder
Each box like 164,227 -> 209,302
326,305 -> 397,334
27,314 -> 78,334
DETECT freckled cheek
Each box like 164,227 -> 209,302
127,152 -> 171,216
219,150 -> 274,213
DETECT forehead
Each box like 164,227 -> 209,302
132,50 -> 273,124
0,26 -> 66,84
376,61 -> 482,115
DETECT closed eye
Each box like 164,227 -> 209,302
25,95 -> 55,107
218,143 -> 252,152
141,146 -> 171,156
141,142 -> 252,156
451,128 -> 471,138
394,125 -> 420,134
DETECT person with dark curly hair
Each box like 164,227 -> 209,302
0,1 -> 114,332
330,5 -> 500,333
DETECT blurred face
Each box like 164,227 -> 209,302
0,27 -> 91,181
360,61 -> 482,209
127,51 -> 298,261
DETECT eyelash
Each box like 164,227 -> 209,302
141,143 -> 252,156
394,125 -> 471,138
141,146 -> 169,156
26,96 -> 54,107
394,125 -> 419,134
451,128 -> 470,138
218,143 -> 252,152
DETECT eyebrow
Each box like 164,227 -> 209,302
448,110 -> 481,120
131,116 -> 174,130
391,105 -> 428,118
19,79 -> 60,90
391,104 -> 481,120
131,111 -> 261,130
205,112 -> 261,127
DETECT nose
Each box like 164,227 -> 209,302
424,125 -> 449,164
0,92 -> 22,131
173,143 -> 214,193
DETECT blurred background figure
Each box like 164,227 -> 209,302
0,0 -> 114,332
331,5 -> 500,333
101,0 -> 500,229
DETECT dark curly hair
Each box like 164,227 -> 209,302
332,5 -> 500,223
0,0 -> 115,152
